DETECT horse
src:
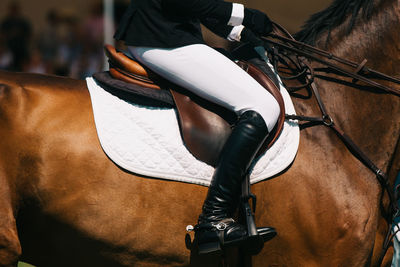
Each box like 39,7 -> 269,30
1,0 -> 400,266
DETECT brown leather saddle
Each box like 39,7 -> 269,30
101,44 -> 285,167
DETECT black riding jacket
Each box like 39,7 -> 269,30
114,0 -> 238,48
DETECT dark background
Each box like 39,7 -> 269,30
0,0 -> 332,79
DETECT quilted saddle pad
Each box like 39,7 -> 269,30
86,77 -> 300,186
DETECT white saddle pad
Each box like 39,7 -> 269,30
86,77 -> 299,186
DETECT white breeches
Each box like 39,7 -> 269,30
128,44 -> 280,131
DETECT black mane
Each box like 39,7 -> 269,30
295,0 -> 377,44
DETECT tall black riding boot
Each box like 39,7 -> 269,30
194,110 -> 276,254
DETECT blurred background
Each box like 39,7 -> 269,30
0,0 -> 331,80
0,0 -> 331,266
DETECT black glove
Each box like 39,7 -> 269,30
243,8 -> 273,36
240,27 -> 264,47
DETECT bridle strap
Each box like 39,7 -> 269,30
286,82 -> 397,215
262,24 -> 400,97
267,22 -> 400,263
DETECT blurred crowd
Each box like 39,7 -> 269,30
0,1 -> 126,79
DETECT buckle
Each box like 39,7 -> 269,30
193,218 -> 235,232
215,222 -> 227,231
213,218 -> 235,231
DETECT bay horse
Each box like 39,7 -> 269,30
1,0 -> 400,266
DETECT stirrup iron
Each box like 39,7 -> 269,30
240,174 -> 277,255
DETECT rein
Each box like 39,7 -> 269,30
263,22 -> 400,262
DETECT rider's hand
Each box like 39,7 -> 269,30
240,27 -> 264,47
243,8 -> 273,36
240,28 -> 269,60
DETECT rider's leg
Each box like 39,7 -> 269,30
195,109 -> 277,253
128,44 -> 280,132
129,44 -> 279,252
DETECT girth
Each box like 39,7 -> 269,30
99,44 -> 285,167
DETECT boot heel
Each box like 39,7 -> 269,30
198,241 -> 221,255
242,234 -> 265,255
257,227 -> 277,242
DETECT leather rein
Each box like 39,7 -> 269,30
263,23 -> 400,261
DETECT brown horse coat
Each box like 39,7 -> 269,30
1,0 -> 400,266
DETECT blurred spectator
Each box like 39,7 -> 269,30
54,14 -> 82,76
0,0 -> 131,78
74,1 -> 105,78
70,47 -> 103,79
82,1 -> 104,48
0,35 -> 13,70
37,9 -> 61,72
24,48 -> 46,74
0,1 -> 32,71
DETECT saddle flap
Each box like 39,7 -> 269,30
171,90 -> 234,166
172,61 -> 286,166
100,45 -> 286,167
244,62 -> 286,155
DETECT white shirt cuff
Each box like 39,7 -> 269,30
227,25 -> 245,42
228,3 -> 244,26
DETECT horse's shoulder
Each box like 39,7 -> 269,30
0,72 -> 21,116
0,71 -> 90,129
0,70 -> 86,91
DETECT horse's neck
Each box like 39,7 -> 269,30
325,0 -> 400,67
313,0 -> 400,176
